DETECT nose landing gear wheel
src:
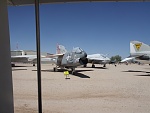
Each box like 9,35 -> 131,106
71,68 -> 76,75
53,67 -> 58,72
92,64 -> 95,68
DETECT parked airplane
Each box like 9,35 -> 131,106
120,57 -> 135,64
11,44 -> 66,66
41,45 -> 88,74
130,40 -> 150,64
11,54 -> 45,66
52,48 -> 87,74
83,54 -> 110,68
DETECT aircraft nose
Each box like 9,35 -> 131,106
81,51 -> 87,59
84,52 -> 87,58
79,51 -> 88,65
80,50 -> 87,60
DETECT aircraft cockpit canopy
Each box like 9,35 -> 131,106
72,47 -> 83,53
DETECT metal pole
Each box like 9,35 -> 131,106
34,0 -> 42,113
0,0 -> 14,112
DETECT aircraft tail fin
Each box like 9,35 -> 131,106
130,41 -> 150,55
56,44 -> 67,54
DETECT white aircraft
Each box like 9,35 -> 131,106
130,40 -> 150,64
120,57 -> 135,64
11,44 -> 66,66
84,54 -> 110,68
40,44 -> 88,74
11,53 -> 45,66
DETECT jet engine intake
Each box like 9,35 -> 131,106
79,58 -> 88,65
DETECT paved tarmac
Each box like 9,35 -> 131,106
12,63 -> 150,113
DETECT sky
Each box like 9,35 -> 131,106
8,2 -> 150,59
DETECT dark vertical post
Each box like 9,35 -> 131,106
34,0 -> 42,113
0,0 -> 14,112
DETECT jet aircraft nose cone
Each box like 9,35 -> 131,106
80,51 -> 87,60
84,52 -> 87,58
79,51 -> 88,65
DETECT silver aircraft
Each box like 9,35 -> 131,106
84,54 -> 110,68
11,50 -> 45,66
42,45 -> 88,74
54,47 -> 88,74
120,57 -> 135,64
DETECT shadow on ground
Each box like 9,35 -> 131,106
32,69 -> 93,78
12,69 -> 27,71
83,67 -> 108,69
122,70 -> 150,77
134,74 -> 150,77
122,70 -> 150,73
73,73 -> 90,78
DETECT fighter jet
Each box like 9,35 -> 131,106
42,45 -> 88,74
53,47 -> 88,74
130,40 -> 150,64
84,54 -> 110,68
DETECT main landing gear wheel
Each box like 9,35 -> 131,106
92,64 -> 95,68
53,67 -> 58,72
83,64 -> 87,67
11,64 -> 15,67
72,71 -> 76,75
103,64 -> 106,67
71,68 -> 76,75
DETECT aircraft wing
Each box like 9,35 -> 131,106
47,54 -> 64,58
11,55 -> 34,63
87,57 -> 110,64
11,55 -> 45,63
39,57 -> 57,64
124,54 -> 150,64
87,54 -> 110,63
121,57 -> 135,63
129,54 -> 147,60
88,57 -> 105,61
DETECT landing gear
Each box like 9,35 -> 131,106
92,64 -> 95,68
83,64 -> 87,67
103,64 -> 106,67
53,67 -> 58,72
71,68 -> 76,75
53,66 -> 76,75
11,63 -> 15,67
33,63 -> 35,66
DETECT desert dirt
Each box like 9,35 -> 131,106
12,63 -> 150,113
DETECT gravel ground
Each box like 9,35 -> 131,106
12,63 -> 150,113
